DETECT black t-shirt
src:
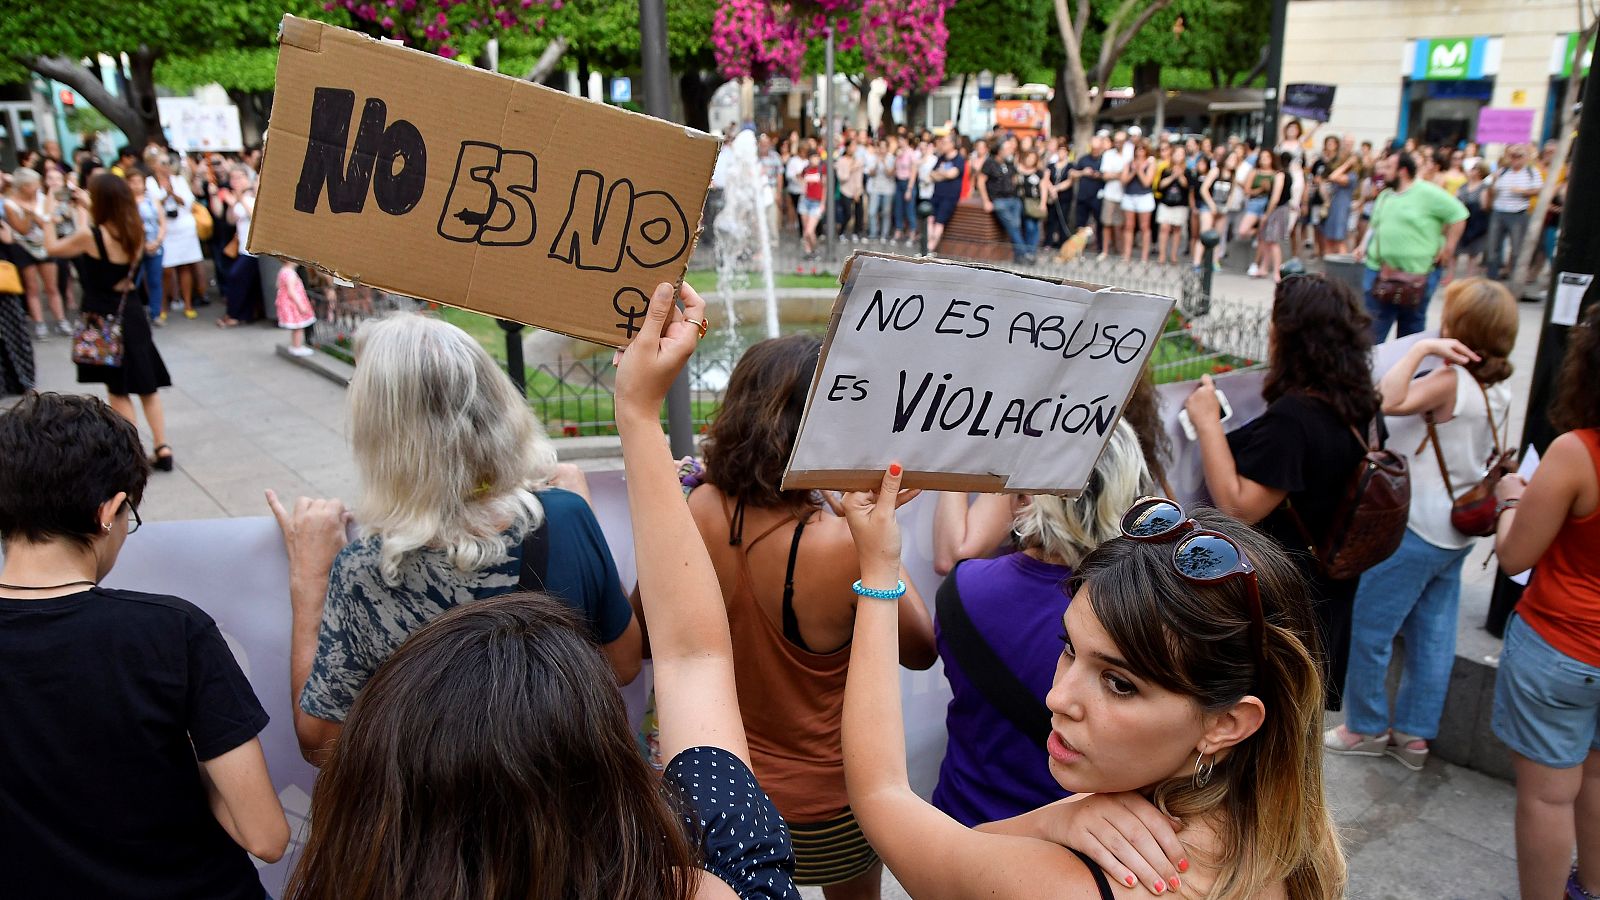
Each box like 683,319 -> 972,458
932,153 -> 965,201
1072,153 -> 1103,206
0,588 -> 270,899
982,158 -> 1019,198
1227,393 -> 1366,587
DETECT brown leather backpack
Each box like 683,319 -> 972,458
1285,420 -> 1411,581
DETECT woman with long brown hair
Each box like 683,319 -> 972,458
682,333 -> 935,900
843,477 -> 1345,899
1185,274 -> 1380,710
1329,278 -> 1518,769
287,283 -> 802,900
1491,302 -> 1600,900
43,173 -> 175,471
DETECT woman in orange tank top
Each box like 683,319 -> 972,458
1492,304 -> 1600,900
684,334 -> 936,900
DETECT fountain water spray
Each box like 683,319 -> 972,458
711,130 -> 782,343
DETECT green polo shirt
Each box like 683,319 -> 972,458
1366,180 -> 1469,274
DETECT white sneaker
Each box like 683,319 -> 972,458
288,345 -> 315,357
55,320 -> 74,337
1247,263 -> 1260,278
34,322 -> 48,340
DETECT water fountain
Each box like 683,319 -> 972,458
711,130 -> 782,343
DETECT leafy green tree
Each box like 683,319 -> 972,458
0,0 -> 319,148
1115,0 -> 1269,89
944,0 -> 1052,78
1051,0 -> 1176,148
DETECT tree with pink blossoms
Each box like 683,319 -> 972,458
320,0 -> 563,61
711,0 -> 954,103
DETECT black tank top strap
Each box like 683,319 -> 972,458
90,224 -> 108,259
1070,849 -> 1115,900
780,513 -> 811,652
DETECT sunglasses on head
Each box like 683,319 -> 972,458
1120,497 -> 1265,665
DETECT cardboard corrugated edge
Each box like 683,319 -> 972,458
779,251 -> 1173,495
249,15 -> 720,348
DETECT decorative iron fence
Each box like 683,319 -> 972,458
296,241 -> 1262,436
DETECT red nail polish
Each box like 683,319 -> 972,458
1169,878 -> 1181,891
1178,859 -> 1189,873
1154,881 -> 1165,894
1125,876 -> 1136,887
888,463 -> 902,476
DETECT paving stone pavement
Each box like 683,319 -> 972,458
13,284 -> 1538,899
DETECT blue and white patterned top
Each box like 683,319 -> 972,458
300,487 -> 632,722
665,746 -> 802,899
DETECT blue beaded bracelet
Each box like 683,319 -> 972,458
852,579 -> 907,600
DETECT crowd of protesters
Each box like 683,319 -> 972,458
0,114 -> 1595,900
752,119 -> 1563,301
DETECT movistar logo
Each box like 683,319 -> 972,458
1430,41 -> 1468,73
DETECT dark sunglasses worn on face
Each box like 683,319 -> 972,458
1119,497 -> 1264,665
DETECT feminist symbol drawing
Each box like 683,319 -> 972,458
612,288 -> 650,338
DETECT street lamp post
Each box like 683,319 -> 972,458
639,0 -> 696,458
824,28 -> 837,264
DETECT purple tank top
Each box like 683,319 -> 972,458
932,552 -> 1073,826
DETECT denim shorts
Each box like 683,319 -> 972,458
1492,614 -> 1600,768
799,198 -> 823,218
1245,196 -> 1269,217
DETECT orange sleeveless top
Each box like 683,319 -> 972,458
1520,428 -> 1600,667
719,499 -> 852,824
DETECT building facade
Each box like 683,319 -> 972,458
1281,0 -> 1588,150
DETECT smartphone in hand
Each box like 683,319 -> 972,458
1178,389 -> 1233,441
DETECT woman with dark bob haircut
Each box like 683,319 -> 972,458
1185,274 -> 1381,711
0,392 -> 287,897
686,332 -> 935,899
842,479 -> 1346,899
287,283 -> 803,900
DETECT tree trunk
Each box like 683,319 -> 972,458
26,55 -> 162,149
907,91 -> 928,131
1051,59 -> 1071,139
880,91 -> 898,137
125,48 -> 166,148
1512,19 -> 1595,293
954,72 -> 969,131
678,71 -> 719,133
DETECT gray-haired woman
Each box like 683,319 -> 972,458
269,312 -> 641,765
2,168 -> 71,338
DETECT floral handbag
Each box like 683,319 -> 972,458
72,264 -> 139,368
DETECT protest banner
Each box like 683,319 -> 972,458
249,16 -> 720,348
1282,83 -> 1336,123
157,98 -> 245,152
1475,108 -> 1536,146
783,253 -> 1174,495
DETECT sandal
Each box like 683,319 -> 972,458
151,444 -> 175,472
1385,731 -> 1429,771
1322,724 -> 1387,757
216,317 -> 240,329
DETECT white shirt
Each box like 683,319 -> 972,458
785,156 -> 807,194
1491,166 -> 1543,213
1387,368 -> 1511,550
1099,147 -> 1128,201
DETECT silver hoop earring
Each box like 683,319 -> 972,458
101,522 -> 112,533
1192,751 -> 1215,789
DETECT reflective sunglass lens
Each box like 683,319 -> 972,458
1125,499 -> 1185,537
1174,533 -> 1242,580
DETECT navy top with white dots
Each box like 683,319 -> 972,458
664,746 -> 803,899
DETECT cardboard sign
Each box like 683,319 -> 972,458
1476,107 -> 1536,146
1282,83 -> 1336,123
783,254 -> 1174,495
250,16 -> 720,347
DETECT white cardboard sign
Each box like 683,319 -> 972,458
783,253 -> 1174,495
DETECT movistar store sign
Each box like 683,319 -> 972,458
1411,36 -> 1491,81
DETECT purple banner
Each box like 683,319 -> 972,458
1476,107 -> 1536,145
